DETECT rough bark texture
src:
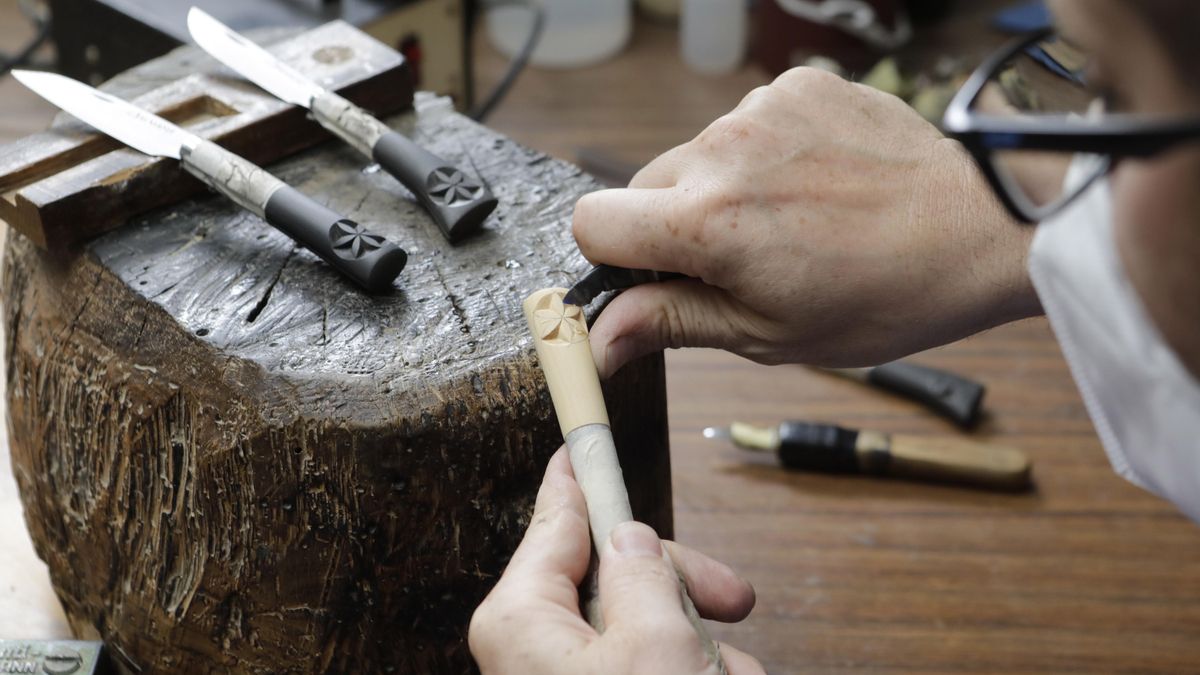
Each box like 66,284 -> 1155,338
2,43 -> 672,675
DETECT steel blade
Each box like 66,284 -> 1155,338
187,8 -> 324,108
12,70 -> 194,159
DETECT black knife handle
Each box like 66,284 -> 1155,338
867,361 -> 985,428
372,130 -> 498,242
264,186 -> 407,293
180,140 -> 407,292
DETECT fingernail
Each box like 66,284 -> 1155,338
609,522 -> 662,558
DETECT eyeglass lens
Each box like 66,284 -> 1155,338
977,36 -> 1109,213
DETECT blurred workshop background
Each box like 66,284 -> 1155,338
1,0 -> 1198,672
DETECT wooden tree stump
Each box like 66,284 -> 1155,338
2,40 -> 671,674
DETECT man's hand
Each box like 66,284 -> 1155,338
573,67 -> 1042,378
469,448 -> 763,675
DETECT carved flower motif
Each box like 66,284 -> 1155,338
329,220 -> 384,259
428,168 -> 483,206
534,293 -> 587,344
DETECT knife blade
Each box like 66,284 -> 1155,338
562,264 -> 688,306
12,69 -> 407,292
187,7 -> 498,242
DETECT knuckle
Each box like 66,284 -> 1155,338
736,84 -> 774,110
632,614 -> 704,657
571,193 -> 596,234
772,65 -> 844,94
571,193 -> 603,253
662,621 -> 706,653
468,591 -> 537,663
657,298 -> 689,350
699,112 -> 762,149
539,501 -> 590,542
608,558 -> 676,595
467,600 -> 501,658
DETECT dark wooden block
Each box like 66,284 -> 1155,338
0,21 -> 413,254
2,40 -> 672,675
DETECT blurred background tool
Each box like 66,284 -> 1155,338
0,640 -> 110,675
704,420 -> 1031,491
821,361 -> 986,428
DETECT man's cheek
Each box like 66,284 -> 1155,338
1110,161 -> 1182,262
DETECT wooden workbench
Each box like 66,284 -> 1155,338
2,2 -> 1198,672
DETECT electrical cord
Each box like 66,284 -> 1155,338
469,0 -> 545,123
1,0 -> 52,78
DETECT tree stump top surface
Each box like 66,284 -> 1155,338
73,36 -> 597,412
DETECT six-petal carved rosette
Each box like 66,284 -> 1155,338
533,292 -> 588,345
427,168 -> 484,207
329,220 -> 384,259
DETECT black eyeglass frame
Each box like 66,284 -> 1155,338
942,28 -> 1200,223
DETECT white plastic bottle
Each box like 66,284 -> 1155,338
681,0 -> 747,75
487,0 -> 633,69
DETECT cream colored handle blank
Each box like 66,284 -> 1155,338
522,287 -> 726,674
522,288 -> 609,437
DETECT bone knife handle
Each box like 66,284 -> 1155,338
180,140 -> 407,292
311,91 -> 498,242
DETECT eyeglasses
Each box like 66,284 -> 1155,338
942,28 -> 1200,223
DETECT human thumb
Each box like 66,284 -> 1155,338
597,522 -> 697,639
588,279 -> 761,379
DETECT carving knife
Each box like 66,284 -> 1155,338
187,7 -> 498,242
563,264 -> 688,306
704,422 -> 1031,491
12,70 -> 407,292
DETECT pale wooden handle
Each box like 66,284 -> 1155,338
522,288 -> 609,436
523,288 -> 725,674
878,434 -> 1032,490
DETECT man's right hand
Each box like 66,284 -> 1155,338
573,67 -> 1041,378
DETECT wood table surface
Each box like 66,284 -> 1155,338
2,1 -> 1199,672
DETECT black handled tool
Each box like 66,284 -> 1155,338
823,361 -> 986,428
704,421 -> 1031,491
13,69 -> 407,293
563,264 -> 688,306
188,8 -> 497,242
